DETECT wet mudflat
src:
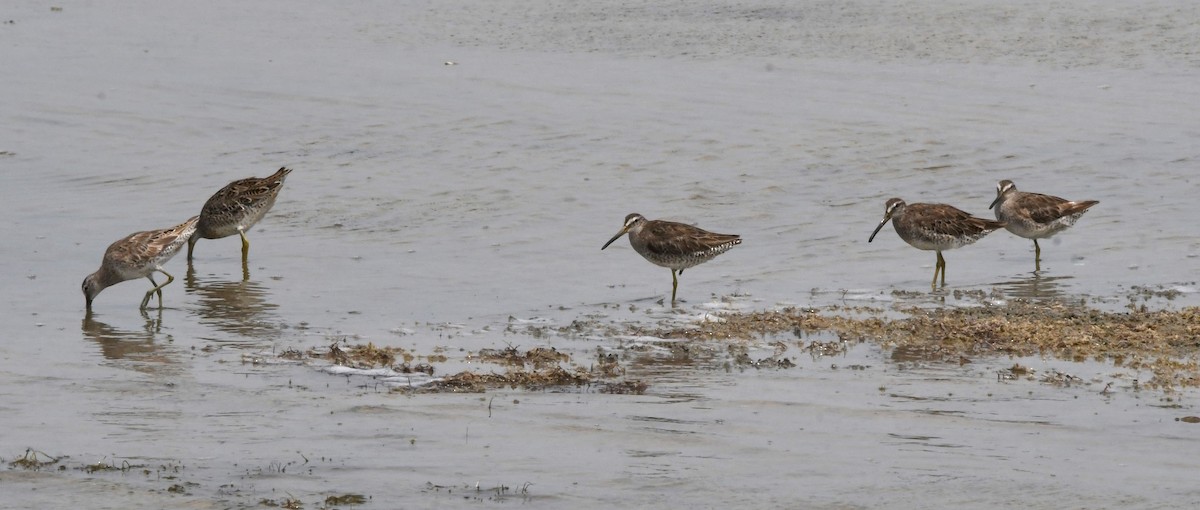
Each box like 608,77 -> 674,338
4,1 -> 1200,508
9,297 -> 1200,509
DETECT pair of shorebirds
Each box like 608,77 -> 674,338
82,167 -> 291,310
868,180 -> 1099,288
604,180 -> 1098,303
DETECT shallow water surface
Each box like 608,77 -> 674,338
3,1 -> 1200,508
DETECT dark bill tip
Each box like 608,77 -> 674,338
601,231 -> 625,250
868,218 -> 889,243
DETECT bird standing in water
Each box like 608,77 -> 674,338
83,216 -> 199,310
602,213 -> 741,305
869,198 -> 1004,289
989,179 -> 1098,271
188,166 -> 292,268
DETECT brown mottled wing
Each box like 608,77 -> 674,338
105,216 -> 199,267
641,220 -> 741,258
925,205 -> 1005,238
201,167 -> 291,216
1018,193 -> 1098,224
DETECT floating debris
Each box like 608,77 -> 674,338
258,497 -> 303,509
419,366 -> 591,393
1040,368 -> 1085,387
8,449 -> 60,470
325,494 -> 368,505
475,346 -> 570,368
80,457 -> 141,474
324,340 -> 407,369
599,380 -> 649,394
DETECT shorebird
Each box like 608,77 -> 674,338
83,216 -> 199,310
188,167 -> 291,265
601,213 -> 741,305
869,198 -> 1005,289
989,179 -> 1099,271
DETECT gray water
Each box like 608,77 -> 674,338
3,1 -> 1200,508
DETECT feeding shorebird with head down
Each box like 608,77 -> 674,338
83,216 -> 199,310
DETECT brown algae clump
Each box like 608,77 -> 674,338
8,449 -> 61,470
423,366 -> 591,393
475,346 -> 570,368
325,341 -> 407,368
644,301 -> 1200,389
422,347 -> 645,394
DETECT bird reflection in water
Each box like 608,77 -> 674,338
81,309 -> 174,365
992,272 -> 1073,301
185,265 -> 281,339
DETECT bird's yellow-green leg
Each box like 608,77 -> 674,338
140,270 -> 175,309
239,229 -> 251,264
1033,239 -> 1042,272
936,252 -> 945,288
186,236 -> 197,262
671,269 -> 679,305
144,275 -> 162,308
141,283 -> 156,309
930,253 -> 938,289
932,251 -> 947,289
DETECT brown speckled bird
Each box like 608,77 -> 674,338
602,213 -> 741,304
869,198 -> 1004,289
83,216 -> 199,310
188,167 -> 291,265
989,179 -> 1098,271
